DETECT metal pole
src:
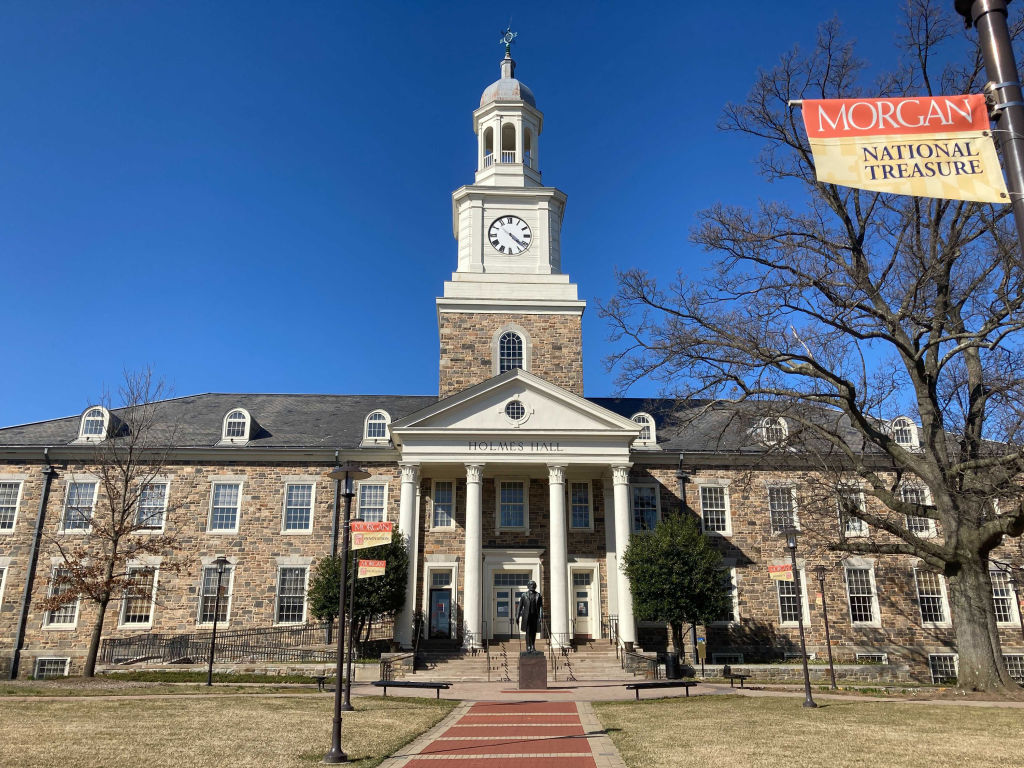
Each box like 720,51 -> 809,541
207,567 -> 224,687
789,540 -> 817,708
324,477 -> 354,764
343,550 -> 358,711
815,566 -> 838,690
958,0 -> 1024,247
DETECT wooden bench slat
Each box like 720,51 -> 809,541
625,680 -> 698,700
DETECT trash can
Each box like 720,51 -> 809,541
664,653 -> 682,679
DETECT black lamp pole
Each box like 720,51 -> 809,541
814,564 -> 837,690
785,529 -> 817,708
206,556 -> 230,687
344,542 -> 359,711
323,463 -> 369,765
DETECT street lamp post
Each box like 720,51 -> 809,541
323,462 -> 370,765
814,564 -> 837,690
206,556 -> 230,687
344,524 -> 359,711
785,528 -> 817,708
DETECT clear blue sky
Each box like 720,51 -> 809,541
0,0 -> 971,426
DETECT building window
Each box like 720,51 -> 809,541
283,483 -> 314,532
768,486 -> 798,534
221,409 -> 251,443
498,331 -> 523,373
362,410 -> 391,445
276,567 -> 307,624
33,657 -> 70,679
358,483 -> 386,522
1004,654 -> 1024,684
892,416 -> 918,449
498,480 -> 526,529
631,413 -> 656,444
79,407 -> 108,441
569,481 -> 591,529
137,483 -> 168,530
630,485 -> 659,532
838,490 -> 868,537
711,567 -> 739,624
760,417 -> 788,445
700,485 -> 730,534
199,564 -> 233,624
0,566 -> 7,608
991,569 -> 1018,625
0,481 -> 22,530
901,486 -> 934,536
44,567 -> 79,627
120,567 -> 157,626
505,400 -> 526,421
845,566 -> 878,624
431,571 -> 452,587
209,483 -> 241,532
856,653 -> 888,664
929,654 -> 958,684
432,481 -> 454,528
915,569 -> 950,625
62,482 -> 97,532
777,569 -> 807,624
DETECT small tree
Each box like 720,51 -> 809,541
622,514 -> 732,657
39,369 -> 187,677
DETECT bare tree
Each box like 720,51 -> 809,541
600,1 -> 1024,692
40,368 -> 188,677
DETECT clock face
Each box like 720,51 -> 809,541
488,216 -> 532,255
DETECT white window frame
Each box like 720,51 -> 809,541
699,482 -> 732,536
892,416 -> 919,449
430,479 -> 456,530
760,416 -> 788,445
710,564 -> 739,626
361,410 -> 392,446
630,412 -> 656,446
60,480 -> 98,534
281,479 -> 316,534
274,565 -> 309,625
838,488 -> 869,538
0,560 -> 9,610
197,561 -> 236,627
776,564 -> 811,625
33,657 -> 70,679
220,408 -> 251,444
77,406 -> 109,442
929,653 -> 958,684
207,479 -> 243,534
844,560 -> 881,627
491,324 -> 533,376
629,483 -> 661,533
118,565 -> 159,628
0,477 -> 24,532
568,480 -> 594,531
856,652 -> 889,664
901,485 -> 936,538
495,478 -> 530,533
914,567 -> 952,628
356,480 -> 389,523
43,565 -> 80,629
767,485 -> 799,534
990,567 -> 1020,626
136,480 -> 169,533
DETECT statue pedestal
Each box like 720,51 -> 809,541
518,652 -> 548,690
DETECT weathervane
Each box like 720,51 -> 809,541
500,26 -> 517,56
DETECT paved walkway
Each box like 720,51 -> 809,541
379,699 -> 627,768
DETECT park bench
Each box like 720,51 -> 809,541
625,680 -> 699,700
372,679 -> 452,699
721,664 -> 750,688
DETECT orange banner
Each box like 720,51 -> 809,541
351,521 -> 393,551
801,95 -> 1008,203
357,559 -> 386,578
769,564 -> 794,582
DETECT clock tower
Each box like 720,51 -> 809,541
437,34 -> 585,397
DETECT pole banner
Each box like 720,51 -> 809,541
768,564 -> 794,582
801,94 -> 1009,203
351,521 -> 393,550
357,559 -> 386,578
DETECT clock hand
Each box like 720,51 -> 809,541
506,232 -> 527,247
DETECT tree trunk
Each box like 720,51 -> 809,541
83,595 -> 110,678
947,555 -> 1017,691
670,622 -> 685,660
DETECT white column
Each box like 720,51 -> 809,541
612,464 -> 637,647
603,477 -> 618,617
547,464 -> 569,647
396,462 -> 419,648
463,463 -> 484,647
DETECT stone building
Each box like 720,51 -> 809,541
1,48 -> 1022,684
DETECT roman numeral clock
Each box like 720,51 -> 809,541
489,216 -> 532,255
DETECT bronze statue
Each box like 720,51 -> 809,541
516,580 -> 543,653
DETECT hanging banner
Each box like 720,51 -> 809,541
768,564 -> 794,582
801,94 -> 1009,203
351,521 -> 393,551
357,559 -> 386,578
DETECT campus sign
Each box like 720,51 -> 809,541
768,564 -> 794,582
351,521 -> 393,550
357,559 -> 386,578
801,94 -> 1008,203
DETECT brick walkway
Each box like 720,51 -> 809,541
379,700 -> 628,768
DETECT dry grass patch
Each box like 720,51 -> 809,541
0,694 -> 455,768
594,694 -> 1024,768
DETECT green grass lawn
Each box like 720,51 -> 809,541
0,694 -> 455,768
594,694 -> 1024,768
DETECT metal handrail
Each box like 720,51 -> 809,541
622,649 -> 660,679
379,651 -> 414,681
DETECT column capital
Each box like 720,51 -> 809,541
465,463 -> 484,484
611,464 -> 632,485
399,462 -> 420,483
547,464 -> 567,485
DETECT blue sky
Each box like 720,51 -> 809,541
0,1 -> 976,426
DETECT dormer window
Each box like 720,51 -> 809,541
761,417 -> 788,445
78,407 -> 109,442
892,417 -> 918,449
220,409 -> 251,445
631,413 -> 656,445
362,410 -> 391,446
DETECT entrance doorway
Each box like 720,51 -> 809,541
572,571 -> 595,639
428,571 -> 453,639
491,572 -> 532,639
